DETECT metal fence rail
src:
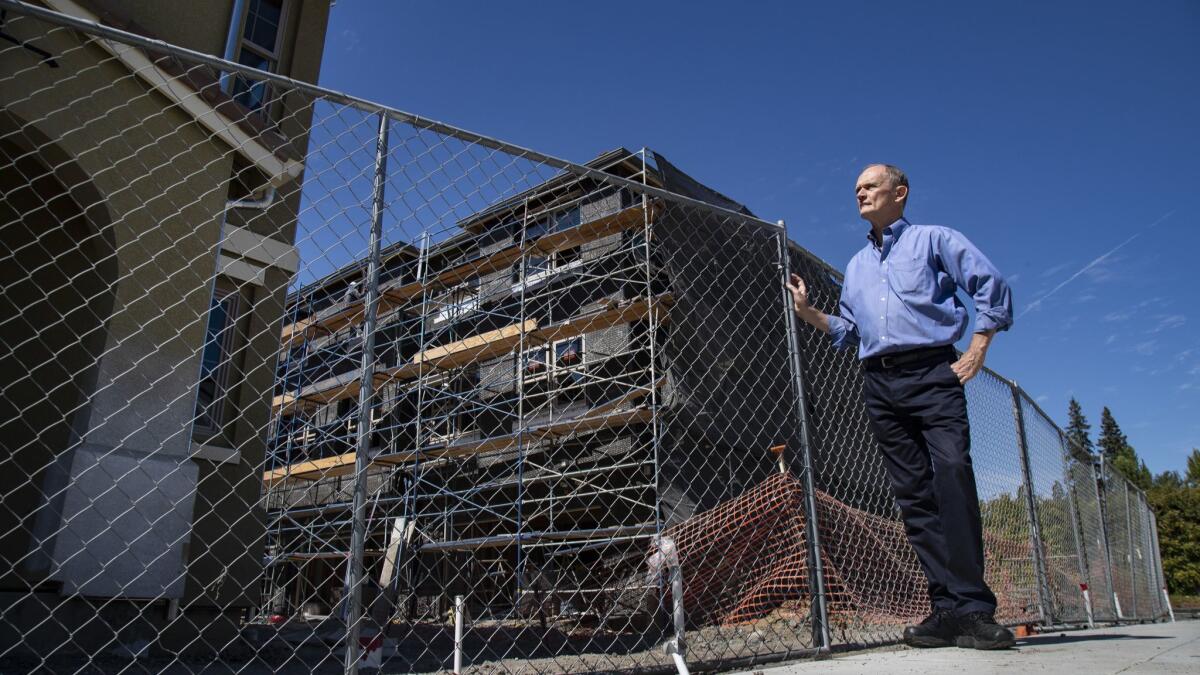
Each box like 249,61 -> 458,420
0,3 -> 1172,673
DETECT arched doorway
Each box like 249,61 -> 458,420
0,112 -> 116,589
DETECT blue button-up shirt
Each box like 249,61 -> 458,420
828,218 -> 1013,360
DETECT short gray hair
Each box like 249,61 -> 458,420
865,163 -> 909,208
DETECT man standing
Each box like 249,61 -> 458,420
787,164 -> 1015,650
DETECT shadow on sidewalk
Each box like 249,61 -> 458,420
1017,632 -> 1172,647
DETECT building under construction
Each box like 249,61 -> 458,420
259,148 -> 827,631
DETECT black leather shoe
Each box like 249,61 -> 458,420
955,611 -> 1015,650
902,608 -> 958,648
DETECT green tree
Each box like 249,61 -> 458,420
1098,406 -> 1128,463
1186,448 -> 1200,487
1099,407 -> 1151,490
1154,470 -> 1184,490
1065,397 -> 1094,456
1147,480 -> 1200,595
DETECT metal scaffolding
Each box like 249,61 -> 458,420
261,149 -> 679,634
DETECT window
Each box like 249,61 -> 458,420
425,374 -> 477,445
517,336 -> 585,387
521,346 -> 551,381
517,336 -> 587,408
620,187 -> 641,209
433,284 -> 479,324
228,0 -> 288,118
525,216 -> 551,241
555,337 -> 583,369
510,207 -> 584,287
511,247 -> 583,286
554,207 -> 581,231
194,286 -> 240,435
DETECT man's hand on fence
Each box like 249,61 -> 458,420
787,274 -> 811,315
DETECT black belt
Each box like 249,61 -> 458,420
863,345 -> 956,372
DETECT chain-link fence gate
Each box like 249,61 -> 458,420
0,3 -> 1173,673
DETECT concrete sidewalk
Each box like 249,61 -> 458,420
737,620 -> 1200,674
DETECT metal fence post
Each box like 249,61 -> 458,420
1139,492 -> 1157,619
1010,385 -> 1055,626
1088,458 -> 1117,622
344,112 -> 390,674
1123,481 -> 1138,620
1149,513 -> 1174,622
1058,430 -> 1094,626
776,224 -> 830,651
1094,456 -> 1122,620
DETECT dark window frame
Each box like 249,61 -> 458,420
193,282 -> 242,438
228,0 -> 291,120
516,335 -> 586,391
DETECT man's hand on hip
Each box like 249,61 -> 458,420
951,350 -> 985,384
951,331 -> 996,384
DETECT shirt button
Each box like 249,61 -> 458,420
882,335 -> 888,341
880,296 -> 885,301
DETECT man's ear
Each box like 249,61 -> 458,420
895,184 -> 909,206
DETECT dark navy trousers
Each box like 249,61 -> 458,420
862,355 -> 998,615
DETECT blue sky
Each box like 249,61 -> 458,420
313,1 -> 1199,474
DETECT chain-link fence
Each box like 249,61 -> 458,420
0,3 -> 1173,673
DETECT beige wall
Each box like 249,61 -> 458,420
2,15 -> 243,598
92,0 -> 236,55
88,0 -> 331,86
1,0 -> 330,630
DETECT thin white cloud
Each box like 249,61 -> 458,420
1020,210 -> 1175,316
1082,254 -> 1125,283
1104,310 -> 1133,322
1040,261 -> 1073,278
1149,314 -> 1186,333
1105,334 -> 1117,345
1134,339 -> 1159,356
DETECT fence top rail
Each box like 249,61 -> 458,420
1005,378 -> 1144,483
0,0 -> 785,234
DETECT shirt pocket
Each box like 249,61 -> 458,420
888,257 -> 931,294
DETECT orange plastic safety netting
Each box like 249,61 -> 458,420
660,471 -> 1043,628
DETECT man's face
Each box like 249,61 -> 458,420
855,166 -> 906,224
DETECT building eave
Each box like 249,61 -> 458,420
44,0 -> 305,188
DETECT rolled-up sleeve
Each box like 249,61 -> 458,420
828,289 -> 861,350
936,228 -> 1013,333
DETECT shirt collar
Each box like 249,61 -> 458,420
867,216 -> 910,250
